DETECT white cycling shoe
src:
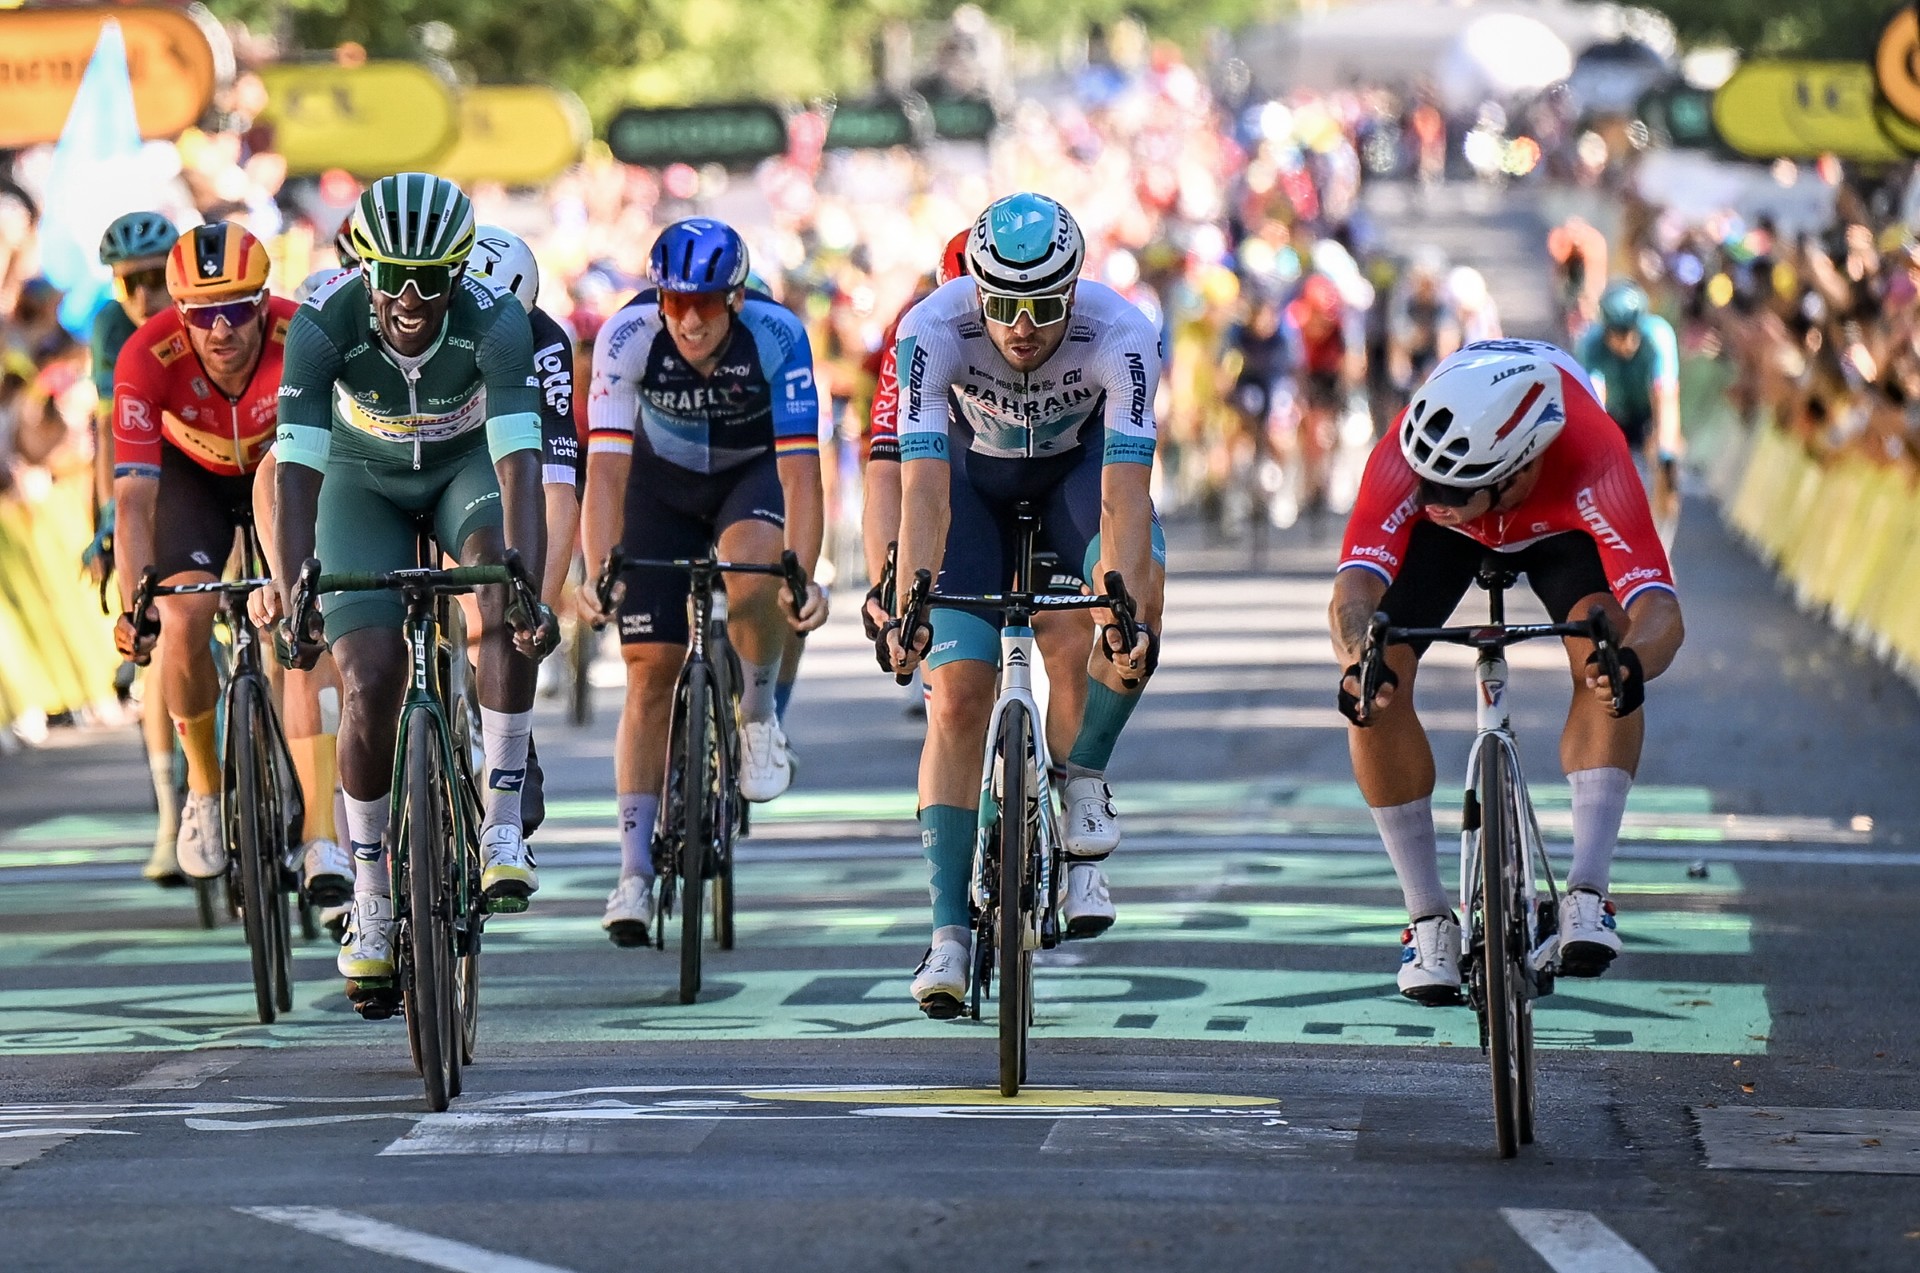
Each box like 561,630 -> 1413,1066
175,792 -> 226,880
300,837 -> 353,908
142,832 -> 184,887
1060,861 -> 1117,939
1557,888 -> 1622,977
602,875 -> 655,948
738,720 -> 793,802
1062,776 -> 1121,858
480,824 -> 538,901
1398,913 -> 1463,1006
911,937 -> 971,1019
337,893 -> 396,979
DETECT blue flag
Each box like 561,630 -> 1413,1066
38,21 -> 149,338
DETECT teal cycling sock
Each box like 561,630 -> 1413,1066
919,804 -> 976,931
1066,678 -> 1142,773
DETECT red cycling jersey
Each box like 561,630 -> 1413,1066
111,298 -> 298,479
1340,362 -> 1676,609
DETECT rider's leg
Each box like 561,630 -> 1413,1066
331,626 -> 409,893
1346,643 -> 1448,918
139,636 -> 180,878
614,640 -> 682,881
155,583 -> 221,792
460,524 -> 536,832
1555,590 -> 1643,896
920,646 -> 998,943
1034,610 -> 1089,765
717,515 -> 787,724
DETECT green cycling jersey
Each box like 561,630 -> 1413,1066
272,269 -> 542,472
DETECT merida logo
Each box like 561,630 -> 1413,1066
1576,488 -> 1630,553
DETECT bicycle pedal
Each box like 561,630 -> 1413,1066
485,893 -> 531,915
605,921 -> 652,949
346,979 -> 400,1020
1399,985 -> 1467,1009
918,992 -> 965,1021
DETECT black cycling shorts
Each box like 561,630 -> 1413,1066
1378,522 -> 1609,655
616,451 -> 784,646
154,443 -> 252,579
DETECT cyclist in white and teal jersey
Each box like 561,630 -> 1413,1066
1576,280 -> 1682,543
91,210 -> 183,884
267,173 -> 556,989
878,193 -> 1165,1017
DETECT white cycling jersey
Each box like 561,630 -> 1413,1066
894,278 -> 1162,466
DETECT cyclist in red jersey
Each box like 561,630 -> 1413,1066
112,223 -> 351,905
1329,339 -> 1685,1003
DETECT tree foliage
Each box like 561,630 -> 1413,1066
205,0 -> 1272,119
1625,0 -> 1898,59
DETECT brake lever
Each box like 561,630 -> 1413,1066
276,557 -> 321,669
1357,611 -> 1391,722
1100,570 -> 1142,689
591,546 -> 625,633
1586,604 -> 1626,717
125,567 -> 162,664
780,549 -> 809,623
894,567 -> 931,686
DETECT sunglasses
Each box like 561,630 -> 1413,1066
658,289 -> 737,322
1416,476 -> 1497,509
114,267 -> 169,299
365,259 -> 459,300
980,289 -> 1072,328
179,293 -> 266,330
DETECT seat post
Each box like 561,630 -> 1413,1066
1476,557 -> 1517,626
1011,501 -> 1040,595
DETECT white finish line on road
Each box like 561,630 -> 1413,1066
237,1206 -> 577,1273
1502,1209 -> 1664,1273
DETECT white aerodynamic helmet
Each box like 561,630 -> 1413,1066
966,192 -> 1085,296
467,225 -> 540,313
1399,348 -> 1568,488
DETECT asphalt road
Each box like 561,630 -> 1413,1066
4,184 -> 1920,1272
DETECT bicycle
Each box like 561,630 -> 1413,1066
594,546 -> 808,1004
128,527 -> 314,1026
879,508 -> 1139,1097
284,544 -> 544,1113
1353,560 -> 1627,1157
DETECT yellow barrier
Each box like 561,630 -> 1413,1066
1720,413 -> 1920,685
0,471 -> 122,733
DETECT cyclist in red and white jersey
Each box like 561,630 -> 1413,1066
1330,339 -> 1685,1004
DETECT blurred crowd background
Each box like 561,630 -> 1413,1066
6,0 -> 1920,739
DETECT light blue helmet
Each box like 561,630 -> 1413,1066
965,193 -> 1085,296
99,211 -> 176,266
1599,279 -> 1648,333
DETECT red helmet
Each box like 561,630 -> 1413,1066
939,228 -> 970,285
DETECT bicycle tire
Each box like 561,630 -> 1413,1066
401,709 -> 457,1112
231,683 -> 278,1025
996,701 -> 1033,1097
1478,752 -> 1524,1159
677,666 -> 716,1005
568,621 -> 594,727
263,721 -> 295,1015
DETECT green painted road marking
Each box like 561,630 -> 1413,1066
0,967 -> 1769,1056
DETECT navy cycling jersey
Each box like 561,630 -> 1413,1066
529,306 -> 577,486
587,289 -> 819,475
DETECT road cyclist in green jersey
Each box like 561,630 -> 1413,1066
878,192 -> 1166,1015
91,210 -> 186,884
1575,280 -> 1683,546
265,172 -> 557,994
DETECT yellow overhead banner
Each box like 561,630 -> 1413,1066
259,61 -> 458,176
431,85 -> 588,187
0,5 -> 218,148
1712,61 -> 1906,163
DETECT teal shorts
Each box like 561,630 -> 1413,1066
316,438 -> 502,641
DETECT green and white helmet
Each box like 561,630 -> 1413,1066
99,211 -> 177,266
348,172 -> 476,266
965,192 -> 1085,296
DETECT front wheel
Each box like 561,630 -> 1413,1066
996,702 -> 1034,1097
230,682 -> 279,1025
400,709 -> 459,1112
1477,752 -> 1527,1159
674,666 -> 719,1005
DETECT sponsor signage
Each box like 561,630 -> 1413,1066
1711,60 -> 1904,163
432,85 -> 589,186
0,4 -> 219,147
606,102 -> 789,168
259,60 -> 459,175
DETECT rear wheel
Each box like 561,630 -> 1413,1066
231,684 -> 278,1025
400,710 -> 458,1112
996,702 -> 1033,1097
1478,754 -> 1524,1159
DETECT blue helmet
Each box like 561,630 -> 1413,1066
649,219 -> 750,293
99,211 -> 177,266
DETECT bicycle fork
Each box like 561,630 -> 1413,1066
970,626 -> 1061,953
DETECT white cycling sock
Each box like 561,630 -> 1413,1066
343,793 -> 389,894
1371,796 -> 1451,919
619,792 -> 658,881
1567,767 -> 1632,894
738,656 -> 780,723
480,708 -> 533,832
